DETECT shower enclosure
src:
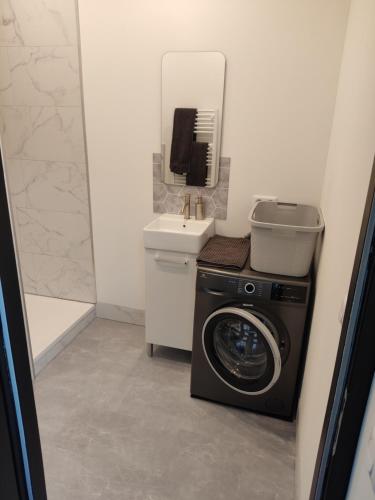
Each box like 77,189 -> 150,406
0,0 -> 96,375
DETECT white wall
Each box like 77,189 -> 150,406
296,0 -> 375,497
78,0 -> 349,310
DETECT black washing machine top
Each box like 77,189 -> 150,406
197,258 -> 311,305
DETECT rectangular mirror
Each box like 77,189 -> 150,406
161,51 -> 226,188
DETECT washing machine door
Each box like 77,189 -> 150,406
202,307 -> 282,395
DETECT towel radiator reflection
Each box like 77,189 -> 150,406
171,108 -> 219,188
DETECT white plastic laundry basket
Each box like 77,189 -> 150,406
249,201 -> 324,277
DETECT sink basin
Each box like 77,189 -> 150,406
143,214 -> 215,254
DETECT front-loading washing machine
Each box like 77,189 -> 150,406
190,262 -> 311,419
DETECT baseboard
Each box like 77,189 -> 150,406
96,302 -> 145,326
34,306 -> 96,375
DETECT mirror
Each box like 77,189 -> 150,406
161,51 -> 226,187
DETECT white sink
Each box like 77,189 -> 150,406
143,214 -> 215,254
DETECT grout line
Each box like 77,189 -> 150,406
5,156 -> 86,163
4,158 -> 86,166
19,249 -> 94,263
12,206 -> 89,215
0,44 -> 78,49
0,104 -> 83,109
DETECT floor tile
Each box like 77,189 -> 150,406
34,318 -> 295,500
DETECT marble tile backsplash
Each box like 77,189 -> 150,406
153,154 -> 230,219
0,0 -> 96,303
0,0 -> 78,46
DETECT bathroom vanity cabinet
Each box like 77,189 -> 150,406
144,249 -> 198,352
143,214 -> 215,354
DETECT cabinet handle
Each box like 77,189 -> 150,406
154,253 -> 189,266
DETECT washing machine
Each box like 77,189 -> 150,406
190,262 -> 311,419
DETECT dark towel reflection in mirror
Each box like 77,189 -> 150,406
169,107 -> 208,186
169,108 -> 196,175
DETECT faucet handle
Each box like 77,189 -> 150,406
179,193 -> 189,215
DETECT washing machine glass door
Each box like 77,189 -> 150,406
202,307 -> 282,395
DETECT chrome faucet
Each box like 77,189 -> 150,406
181,194 -> 191,219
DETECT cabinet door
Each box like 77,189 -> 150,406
145,249 -> 197,350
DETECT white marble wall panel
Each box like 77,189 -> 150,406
0,0 -> 22,46
0,0 -> 96,303
7,46 -> 81,106
0,0 -> 78,47
6,159 -> 88,213
0,106 -> 85,162
4,158 -> 25,206
16,208 -> 91,260
0,48 -> 12,104
27,106 -> 85,162
0,105 -> 30,156
19,252 -> 96,303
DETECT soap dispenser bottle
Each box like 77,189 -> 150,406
195,196 -> 205,220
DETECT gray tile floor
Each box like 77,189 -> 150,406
34,319 -> 295,500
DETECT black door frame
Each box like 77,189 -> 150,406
310,157 -> 375,499
0,347 -> 24,499
0,149 -> 47,499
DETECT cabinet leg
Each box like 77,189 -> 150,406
146,343 -> 153,357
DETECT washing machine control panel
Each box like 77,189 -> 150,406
197,272 -> 272,299
237,279 -> 268,298
271,283 -> 307,303
197,271 -> 309,304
